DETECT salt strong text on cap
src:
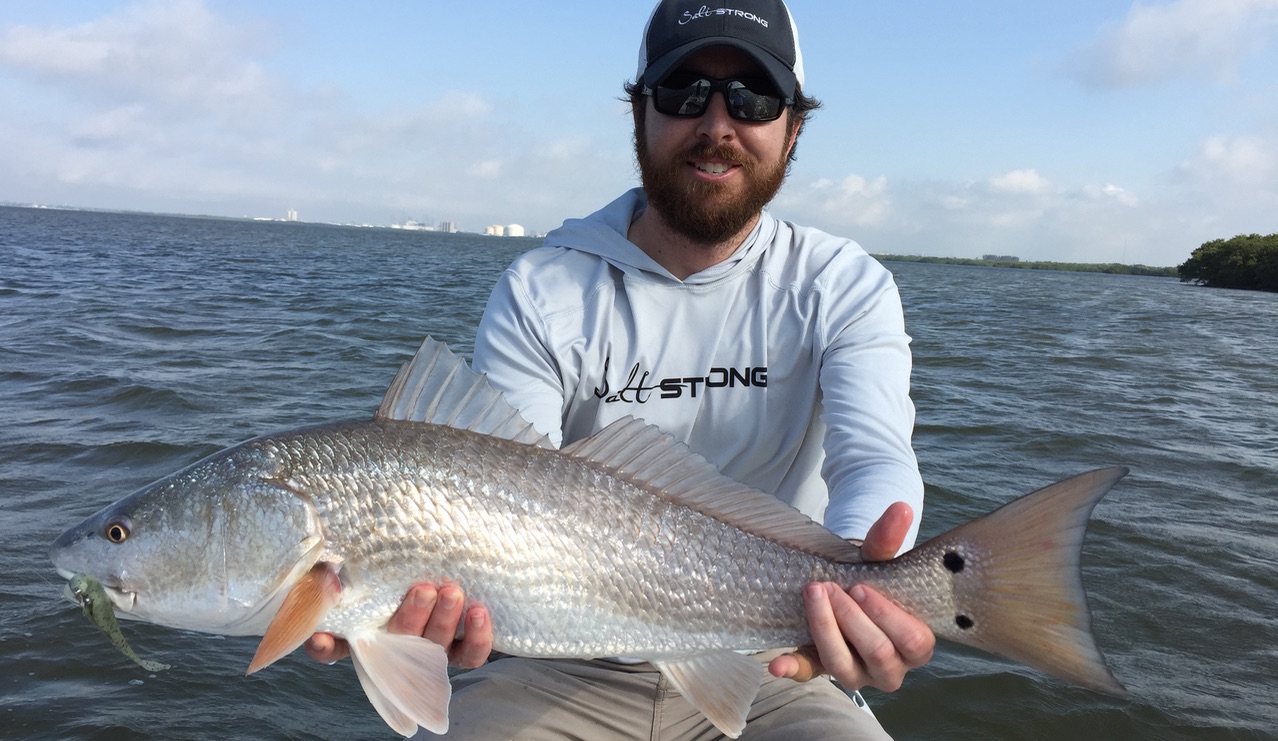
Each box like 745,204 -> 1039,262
636,0 -> 806,98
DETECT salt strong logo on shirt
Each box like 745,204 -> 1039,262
679,6 -> 771,28
592,357 -> 767,403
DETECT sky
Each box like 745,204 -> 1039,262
1,1 -> 1276,266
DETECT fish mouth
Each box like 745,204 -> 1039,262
57,568 -> 137,612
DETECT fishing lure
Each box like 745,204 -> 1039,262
68,573 -> 170,673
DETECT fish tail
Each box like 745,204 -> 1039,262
894,467 -> 1129,695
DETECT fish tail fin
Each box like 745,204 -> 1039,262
903,467 -> 1129,695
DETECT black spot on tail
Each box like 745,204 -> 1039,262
955,614 -> 974,630
943,550 -> 965,573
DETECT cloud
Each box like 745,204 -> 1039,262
989,169 -> 1052,195
1068,0 -> 1278,88
1164,131 -> 1278,243
1082,183 -> 1140,208
0,1 -> 632,231
788,173 -> 891,227
0,0 -> 279,112
776,168 -> 1159,264
1178,133 -> 1278,185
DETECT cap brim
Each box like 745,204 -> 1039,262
642,38 -> 797,100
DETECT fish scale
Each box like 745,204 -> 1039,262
264,420 -> 826,656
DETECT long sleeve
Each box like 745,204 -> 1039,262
472,268 -> 569,448
816,261 -> 923,550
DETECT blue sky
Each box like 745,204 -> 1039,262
2,1 -> 1276,266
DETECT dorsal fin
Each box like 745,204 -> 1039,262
376,337 -> 553,449
562,418 -> 861,562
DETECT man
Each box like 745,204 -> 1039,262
308,1 -> 934,737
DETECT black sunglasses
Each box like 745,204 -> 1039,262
649,74 -> 791,122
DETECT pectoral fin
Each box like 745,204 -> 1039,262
246,562 -> 342,675
652,652 -> 765,739
348,630 -> 452,736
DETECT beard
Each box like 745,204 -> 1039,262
635,115 -> 792,245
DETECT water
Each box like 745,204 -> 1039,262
2,205 -> 1274,740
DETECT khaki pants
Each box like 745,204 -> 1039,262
419,655 -> 893,741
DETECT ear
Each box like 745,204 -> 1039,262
784,114 -> 804,159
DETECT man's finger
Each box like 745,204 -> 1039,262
802,582 -> 872,685
422,584 -> 465,647
448,606 -> 494,669
853,585 -> 935,668
303,632 -> 349,664
790,645 -> 823,682
386,582 -> 439,636
860,502 -> 913,561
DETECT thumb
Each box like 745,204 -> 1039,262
860,502 -> 913,561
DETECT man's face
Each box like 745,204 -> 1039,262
636,45 -> 799,245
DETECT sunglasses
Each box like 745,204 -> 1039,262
649,74 -> 790,122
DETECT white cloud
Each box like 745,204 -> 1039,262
1179,133 -> 1278,184
0,1 -> 632,231
1082,183 -> 1140,208
775,168 -> 1161,264
989,169 -> 1052,195
0,0 -> 279,112
782,173 -> 891,227
2,2 -> 1267,263
1068,0 -> 1278,88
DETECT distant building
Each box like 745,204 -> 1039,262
286,209 -> 298,222
505,224 -> 526,237
485,225 -> 506,236
394,220 -> 434,231
439,221 -> 459,233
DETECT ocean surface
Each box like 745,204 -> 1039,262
2,205 -> 1274,740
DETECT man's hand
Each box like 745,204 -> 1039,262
767,502 -> 935,691
304,582 -> 493,669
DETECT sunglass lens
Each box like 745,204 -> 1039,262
726,81 -> 782,121
655,79 -> 710,117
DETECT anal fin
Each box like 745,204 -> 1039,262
349,631 -> 452,736
652,651 -> 765,739
247,562 -> 341,674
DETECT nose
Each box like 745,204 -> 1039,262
694,91 -> 737,142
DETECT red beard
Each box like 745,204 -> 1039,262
635,123 -> 791,245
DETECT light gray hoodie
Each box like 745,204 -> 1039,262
474,188 -> 922,547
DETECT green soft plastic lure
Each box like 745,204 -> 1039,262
68,573 -> 170,673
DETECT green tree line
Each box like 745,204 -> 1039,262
874,254 -> 1176,277
1177,233 -> 1278,292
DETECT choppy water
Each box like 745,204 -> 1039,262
2,205 -> 1274,740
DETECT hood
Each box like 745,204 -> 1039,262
543,188 -> 777,286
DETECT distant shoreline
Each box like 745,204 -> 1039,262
0,202 -> 543,238
873,254 -> 1178,277
2,203 -> 1176,272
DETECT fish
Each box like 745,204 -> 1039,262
67,572 -> 171,673
51,337 -> 1127,738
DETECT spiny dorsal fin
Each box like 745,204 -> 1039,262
563,418 -> 861,562
376,337 -> 553,449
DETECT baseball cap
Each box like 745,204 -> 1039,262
636,0 -> 806,98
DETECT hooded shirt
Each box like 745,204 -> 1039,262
473,188 -> 922,547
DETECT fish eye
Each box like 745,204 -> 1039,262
104,517 -> 132,544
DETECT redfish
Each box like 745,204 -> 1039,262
52,338 -> 1125,738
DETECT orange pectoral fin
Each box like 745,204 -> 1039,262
247,562 -> 342,675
